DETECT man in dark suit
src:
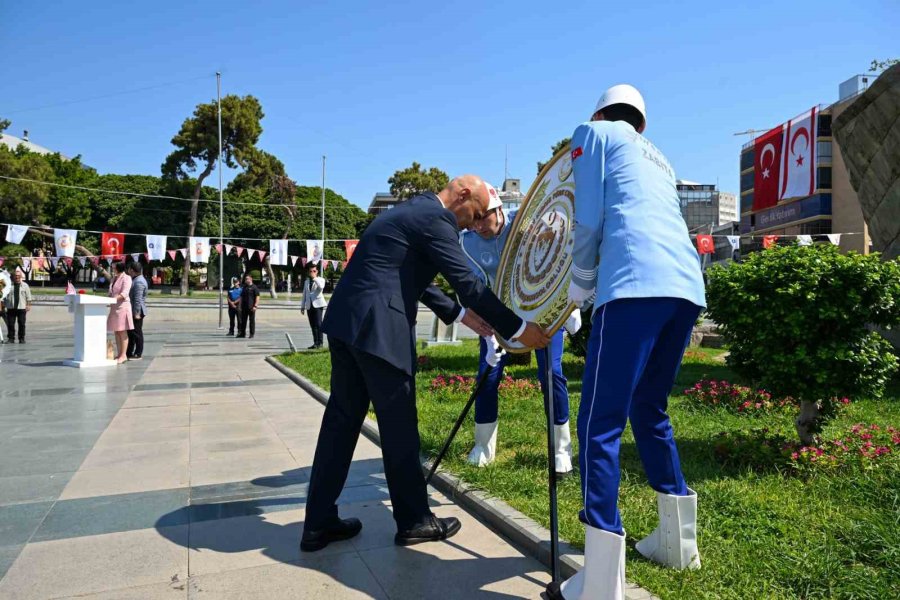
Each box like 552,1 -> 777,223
301,175 -> 550,552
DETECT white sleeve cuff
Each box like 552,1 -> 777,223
455,306 -> 466,323
511,319 -> 527,340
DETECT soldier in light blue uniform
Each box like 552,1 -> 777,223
459,182 -> 580,476
547,85 -> 706,600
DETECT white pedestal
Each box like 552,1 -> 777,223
63,294 -> 118,368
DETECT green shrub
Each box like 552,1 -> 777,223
706,244 -> 900,443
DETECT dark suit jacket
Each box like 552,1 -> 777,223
322,193 -> 523,374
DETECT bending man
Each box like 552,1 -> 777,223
301,175 -> 550,553
460,182 -> 580,476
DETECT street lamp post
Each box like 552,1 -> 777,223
216,72 -> 224,329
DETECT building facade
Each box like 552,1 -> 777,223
676,180 -> 738,231
738,75 -> 872,253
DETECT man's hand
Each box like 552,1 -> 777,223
462,309 -> 494,337
516,322 -> 551,348
26,305 -> 31,312
567,281 -> 595,310
301,308 -> 305,315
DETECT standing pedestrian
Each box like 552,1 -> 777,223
237,274 -> 260,339
126,262 -> 148,360
226,277 -> 242,336
0,273 -> 8,344
301,264 -> 327,349
106,262 -> 134,364
5,268 -> 33,344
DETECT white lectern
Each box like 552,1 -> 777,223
63,294 -> 117,368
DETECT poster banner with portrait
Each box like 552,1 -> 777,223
494,145 -> 576,353
306,240 -> 324,265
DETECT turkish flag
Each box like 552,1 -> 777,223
101,232 -> 125,257
763,235 -> 779,249
753,125 -> 784,211
780,107 -> 817,200
344,239 -> 359,262
696,235 -> 714,255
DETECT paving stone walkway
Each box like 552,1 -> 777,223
0,315 -> 549,599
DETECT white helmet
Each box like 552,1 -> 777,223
485,181 -> 502,210
594,84 -> 646,126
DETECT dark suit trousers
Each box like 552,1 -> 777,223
127,311 -> 145,357
306,307 -> 323,346
305,336 -> 429,531
228,305 -> 241,334
239,306 -> 255,336
6,309 -> 26,342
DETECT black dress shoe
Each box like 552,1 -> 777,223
307,344 -> 318,350
546,581 -> 564,600
394,515 -> 461,546
300,517 -> 362,552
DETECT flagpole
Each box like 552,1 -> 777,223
216,72 -> 224,330
321,155 -> 326,243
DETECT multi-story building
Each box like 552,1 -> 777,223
738,75 -> 872,253
676,180 -> 738,231
367,192 -> 400,215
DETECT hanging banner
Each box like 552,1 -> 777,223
167,250 -> 177,261
90,257 -> 100,267
332,260 -> 340,270
826,234 -> 842,246
21,257 -> 31,272
695,235 -> 714,255
247,248 -> 256,260
752,125 -> 784,211
234,246 -> 244,257
301,257 -> 308,267
214,243 -> 223,254
101,232 -> 125,257
50,257 -> 60,269
258,250 -> 267,262
269,239 -> 288,266
306,240 -> 324,265
130,253 -> 141,263
797,235 -> 813,246
726,236 -> 740,251
763,235 -> 779,249
54,228 -> 77,258
289,255 -> 298,266
780,107 -> 818,201
224,243 -> 233,255
178,248 -> 188,259
146,235 -> 167,261
344,239 -> 359,262
64,257 -> 73,267
5,224 -> 29,244
189,237 -> 210,263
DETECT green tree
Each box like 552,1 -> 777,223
0,146 -> 54,223
706,244 -> 900,444
162,94 -> 264,293
0,118 -> 10,134
388,162 -> 448,201
537,138 -> 571,173
869,58 -> 899,73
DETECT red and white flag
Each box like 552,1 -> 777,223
780,107 -> 817,200
101,232 -> 125,257
344,239 -> 359,262
258,250 -> 267,261
753,125 -> 784,211
695,235 -> 714,255
763,235 -> 779,249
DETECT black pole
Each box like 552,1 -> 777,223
545,343 -> 560,582
425,365 -> 493,485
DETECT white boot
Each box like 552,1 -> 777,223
635,487 -> 701,569
555,526 -> 626,600
554,423 -> 573,475
467,421 -> 497,467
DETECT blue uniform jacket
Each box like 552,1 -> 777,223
459,210 -> 516,288
570,120 -> 706,311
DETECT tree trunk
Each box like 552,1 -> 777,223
795,400 -> 822,445
264,256 -> 277,299
180,164 -> 214,295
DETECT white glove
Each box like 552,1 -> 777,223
567,281 -> 595,311
563,308 -> 582,335
483,335 -> 505,367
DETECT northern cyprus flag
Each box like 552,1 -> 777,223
269,239 -> 288,266
780,107 -> 818,201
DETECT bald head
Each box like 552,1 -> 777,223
437,174 -> 491,230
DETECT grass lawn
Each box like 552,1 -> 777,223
278,341 -> 900,600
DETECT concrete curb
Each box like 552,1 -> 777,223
265,355 -> 657,600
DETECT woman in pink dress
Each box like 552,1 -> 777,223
107,261 -> 134,364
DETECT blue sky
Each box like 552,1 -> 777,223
2,1 -> 897,210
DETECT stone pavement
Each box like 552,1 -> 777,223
0,313 -> 550,598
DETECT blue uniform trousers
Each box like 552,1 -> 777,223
579,298 -> 700,533
473,329 -> 570,426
